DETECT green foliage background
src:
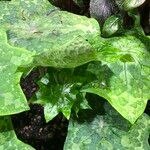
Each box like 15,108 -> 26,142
0,0 -> 149,149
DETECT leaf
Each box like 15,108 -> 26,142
1,0 -> 100,68
0,29 -> 34,116
82,35 -> 150,124
96,35 -> 148,63
0,0 -> 53,25
0,116 -> 35,150
90,0 -> 118,24
116,0 -> 146,10
124,0 -> 146,10
31,68 -> 91,122
64,103 -> 150,150
102,15 -> 120,37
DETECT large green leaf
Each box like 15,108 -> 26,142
96,35 -> 149,63
0,116 -> 35,150
31,68 -> 91,122
64,103 -> 150,150
0,29 -> 33,116
82,35 -> 150,124
0,0 -> 100,68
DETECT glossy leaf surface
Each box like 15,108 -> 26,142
32,68 -> 91,122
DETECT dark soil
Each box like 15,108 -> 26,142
138,0 -> 150,35
12,104 -> 68,150
12,68 -> 69,150
49,0 -> 90,16
20,67 -> 47,100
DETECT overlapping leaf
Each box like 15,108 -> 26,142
0,116 -> 35,150
102,15 -> 120,37
2,1 -> 100,68
116,0 -> 146,10
0,0 -> 53,25
0,0 -> 100,69
0,29 -> 34,116
64,103 -> 150,150
82,35 -> 150,124
31,68 -> 91,122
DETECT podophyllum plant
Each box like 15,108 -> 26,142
0,0 -> 149,149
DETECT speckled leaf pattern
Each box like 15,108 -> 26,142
0,29 -> 34,116
3,2 -> 100,68
82,35 -> 150,124
96,35 -> 149,63
64,103 -> 150,150
0,116 -> 35,150
0,0 -> 53,25
32,69 -> 90,122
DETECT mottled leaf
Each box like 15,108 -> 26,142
6,5 -> 100,68
0,29 -> 34,116
64,103 -> 150,150
82,35 -> 150,124
0,0 -> 53,25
